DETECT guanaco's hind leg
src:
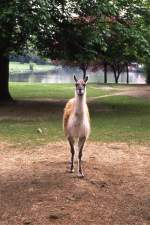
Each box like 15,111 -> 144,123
78,136 -> 86,177
68,136 -> 75,173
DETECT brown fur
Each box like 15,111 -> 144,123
63,98 -> 74,135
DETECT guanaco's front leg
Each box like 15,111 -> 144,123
78,136 -> 86,177
68,136 -> 75,173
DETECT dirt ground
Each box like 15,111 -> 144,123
0,141 -> 150,225
0,85 -> 150,225
89,85 -> 150,100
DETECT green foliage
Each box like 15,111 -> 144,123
0,0 -> 43,56
103,0 -> 150,62
36,1 -> 115,71
0,0 -> 149,66
94,0 -> 150,83
35,0 -> 150,78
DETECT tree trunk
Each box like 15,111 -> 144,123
145,61 -> 150,85
112,64 -> 124,84
80,63 -> 87,79
112,65 -> 119,84
126,63 -> 129,84
0,55 -> 13,101
82,67 -> 87,78
104,62 -> 107,84
114,73 -> 119,84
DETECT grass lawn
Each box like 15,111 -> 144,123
90,96 -> 150,142
9,83 -> 116,99
0,83 -> 150,145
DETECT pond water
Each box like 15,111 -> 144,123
9,66 -> 146,84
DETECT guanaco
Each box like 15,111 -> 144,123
63,75 -> 90,177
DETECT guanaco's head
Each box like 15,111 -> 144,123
74,75 -> 88,96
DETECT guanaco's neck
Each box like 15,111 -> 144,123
74,90 -> 86,115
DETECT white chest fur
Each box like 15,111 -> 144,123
67,95 -> 90,138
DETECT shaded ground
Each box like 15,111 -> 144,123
0,141 -> 150,225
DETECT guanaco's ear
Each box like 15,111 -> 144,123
84,76 -> 88,83
74,75 -> 78,82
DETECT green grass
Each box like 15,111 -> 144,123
9,83 -> 115,99
90,96 -> 150,142
1,83 -> 150,145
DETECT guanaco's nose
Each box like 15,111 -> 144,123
78,88 -> 84,95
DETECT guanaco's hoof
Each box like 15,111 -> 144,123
68,168 -> 74,173
78,172 -> 84,178
67,162 -> 74,173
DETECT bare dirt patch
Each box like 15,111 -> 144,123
89,85 -> 150,100
0,141 -> 150,225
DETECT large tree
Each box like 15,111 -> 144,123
139,0 -> 150,84
96,0 -> 150,83
0,0 -> 44,101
